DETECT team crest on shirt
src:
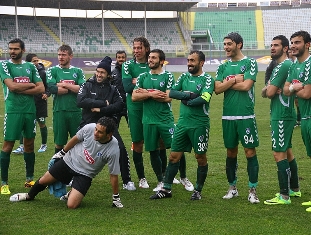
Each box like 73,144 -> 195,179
26,68 -> 31,74
196,84 -> 202,91
299,72 -> 304,79
199,135 -> 204,142
245,128 -> 250,135
169,128 -> 174,135
73,73 -> 77,78
160,81 -> 165,87
240,65 -> 246,73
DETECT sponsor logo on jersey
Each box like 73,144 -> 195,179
225,75 -> 235,81
84,149 -> 95,164
60,80 -> 75,84
14,77 -> 30,83
292,79 -> 301,84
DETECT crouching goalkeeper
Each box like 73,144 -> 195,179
9,117 -> 123,209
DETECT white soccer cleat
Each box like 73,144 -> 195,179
180,178 -> 194,191
223,186 -> 239,199
153,182 -> 163,192
10,193 -> 28,202
123,181 -> 136,191
173,178 -> 180,184
139,178 -> 149,189
248,188 -> 260,204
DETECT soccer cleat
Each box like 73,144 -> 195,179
223,186 -> 239,199
139,178 -> 149,189
173,178 -> 180,184
123,181 -> 136,191
248,188 -> 260,204
24,181 -> 35,188
1,185 -> 11,195
112,198 -> 124,208
191,190 -> 202,200
264,195 -> 291,205
60,190 -> 71,201
275,190 -> 301,198
150,190 -> 172,199
12,146 -> 24,154
302,201 -> 311,206
306,207 -> 311,212
38,144 -> 47,153
9,193 -> 28,202
153,182 -> 163,192
180,178 -> 194,191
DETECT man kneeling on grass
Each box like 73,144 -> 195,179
9,117 -> 123,209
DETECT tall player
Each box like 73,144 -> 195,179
262,35 -> 300,205
214,32 -> 260,204
122,37 -> 151,188
47,45 -> 85,154
283,30 -> 311,212
0,38 -> 44,194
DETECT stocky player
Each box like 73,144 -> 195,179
9,117 -> 124,209
47,45 -> 85,154
150,50 -> 214,200
284,30 -> 311,212
132,49 -> 194,192
262,35 -> 300,205
214,32 -> 260,204
0,38 -> 44,195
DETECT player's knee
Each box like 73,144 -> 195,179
67,202 -> 80,209
195,154 -> 207,166
244,148 -> 256,158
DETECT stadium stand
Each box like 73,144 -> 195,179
194,11 -> 257,49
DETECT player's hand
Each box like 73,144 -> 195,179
132,78 -> 137,85
52,149 -> 66,159
235,74 -> 244,83
112,194 -> 123,208
91,108 -> 100,112
189,92 -> 200,99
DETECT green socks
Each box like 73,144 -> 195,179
0,151 -> 11,184
247,155 -> 259,188
277,159 -> 290,196
163,161 -> 180,190
289,158 -> 299,189
133,151 -> 145,179
24,152 -> 35,180
226,157 -> 238,186
179,153 -> 186,179
150,150 -> 163,182
40,126 -> 48,145
195,164 -> 208,192
159,149 -> 167,175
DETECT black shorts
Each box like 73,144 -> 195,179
49,158 -> 92,196
35,95 -> 48,118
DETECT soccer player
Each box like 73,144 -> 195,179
9,117 -> 124,209
12,53 -> 49,154
0,38 -> 44,194
111,50 -> 128,124
77,56 -> 136,191
214,32 -> 260,204
283,30 -> 311,212
150,50 -> 214,200
132,49 -> 194,192
122,37 -> 151,188
262,35 -> 300,205
47,45 -> 85,154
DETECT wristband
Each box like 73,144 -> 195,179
289,84 -> 294,93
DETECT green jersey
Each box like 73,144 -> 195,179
0,60 -> 42,113
47,65 -> 85,112
286,56 -> 311,119
135,70 -> 174,124
122,59 -> 150,111
269,59 -> 296,121
172,72 -> 214,127
216,57 -> 258,117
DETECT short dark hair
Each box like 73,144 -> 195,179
272,35 -> 289,49
97,117 -> 116,134
290,30 -> 311,44
25,53 -> 37,62
133,36 -> 150,60
150,49 -> 165,61
116,50 -> 126,57
58,44 -> 73,55
8,38 -> 25,50
224,32 -> 244,49
189,50 -> 205,62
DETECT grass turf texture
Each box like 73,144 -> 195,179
0,71 -> 311,234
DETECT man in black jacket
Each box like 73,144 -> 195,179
77,56 -> 136,191
111,50 -> 128,125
